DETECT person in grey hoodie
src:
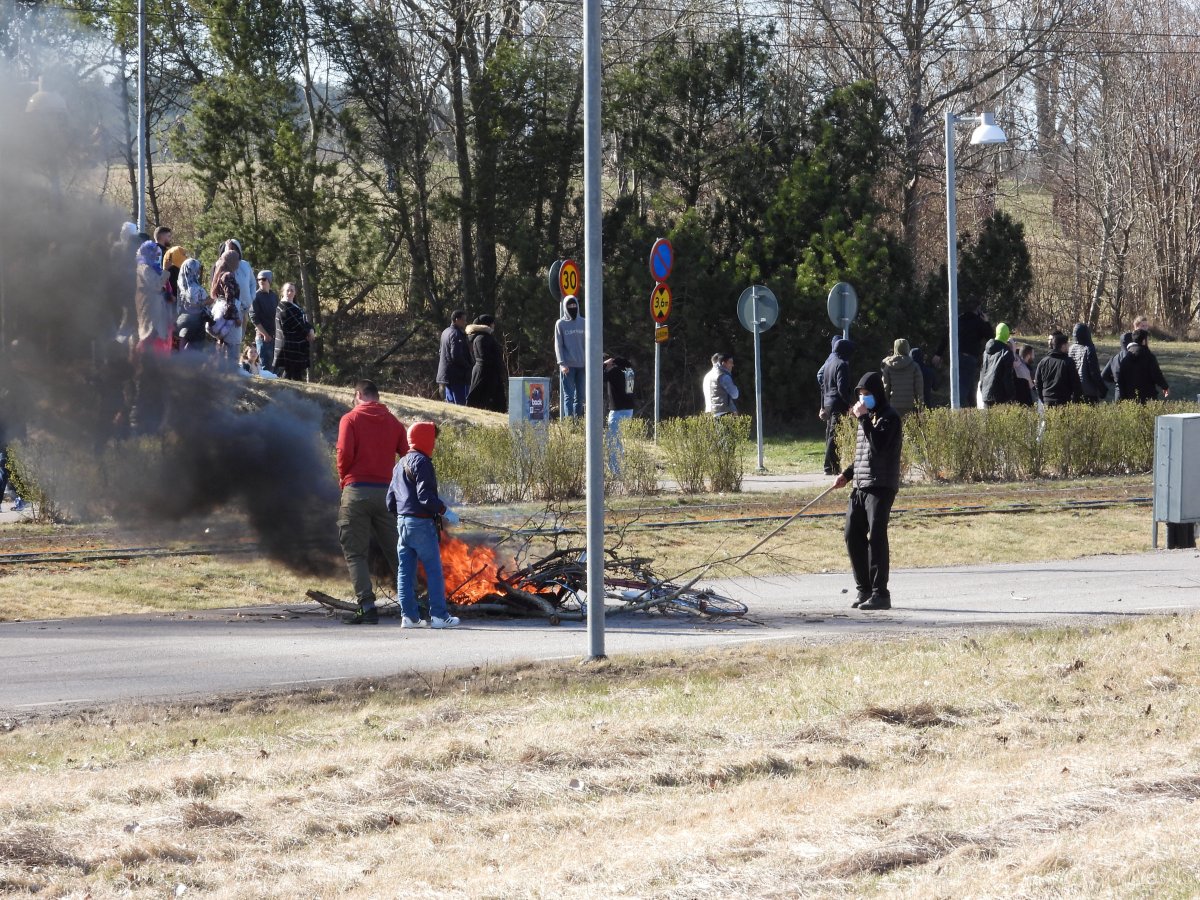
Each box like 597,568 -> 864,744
881,338 -> 924,414
555,295 -> 586,417
1068,322 -> 1107,403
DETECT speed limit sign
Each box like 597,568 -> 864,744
650,282 -> 672,323
559,259 -> 580,297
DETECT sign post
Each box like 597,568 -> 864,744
737,285 -> 780,472
648,239 -> 673,443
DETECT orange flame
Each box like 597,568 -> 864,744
440,535 -> 504,605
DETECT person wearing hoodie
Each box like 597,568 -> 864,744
817,337 -> 854,475
387,421 -> 461,629
555,295 -> 586,417
979,323 -> 1016,407
466,314 -> 507,412
881,338 -> 924,414
336,380 -> 409,625
1034,331 -> 1083,407
1110,329 -> 1170,403
1101,331 -> 1133,396
1068,323 -> 1107,403
833,372 -> 903,611
909,346 -> 936,408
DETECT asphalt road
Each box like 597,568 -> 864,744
2,549 -> 1197,713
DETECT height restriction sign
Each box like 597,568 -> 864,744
650,282 -> 672,323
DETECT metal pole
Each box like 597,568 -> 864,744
653,338 -> 661,443
136,0 -> 147,234
752,288 -> 764,472
944,110 -> 961,410
582,0 -> 605,659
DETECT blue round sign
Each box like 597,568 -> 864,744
650,238 -> 673,282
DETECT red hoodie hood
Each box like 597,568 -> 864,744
408,421 -> 437,456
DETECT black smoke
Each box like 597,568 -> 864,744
0,70 -> 341,575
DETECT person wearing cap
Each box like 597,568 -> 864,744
979,323 -> 1016,407
250,270 -> 279,373
387,421 -> 461,629
555,295 -> 586,417
833,372 -> 903,611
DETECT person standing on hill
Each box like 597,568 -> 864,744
336,379 -> 408,625
273,282 -> 315,380
818,337 -> 853,475
881,338 -> 923,414
1068,323 -> 1107,404
1035,331 -> 1083,407
466,314 -> 507,412
979,323 -> 1016,407
437,309 -> 471,405
833,372 -> 903,611
250,271 -> 279,374
555,295 -> 586,417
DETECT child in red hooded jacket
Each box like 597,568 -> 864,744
386,421 -> 461,628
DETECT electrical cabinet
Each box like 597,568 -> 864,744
1152,414 -> 1200,548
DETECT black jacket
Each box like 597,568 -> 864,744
1034,351 -> 1082,407
436,324 -> 472,385
979,339 -> 1016,405
1068,324 -> 1107,400
936,310 -> 992,360
604,358 -> 636,411
818,338 -> 854,413
841,372 -> 902,492
1109,343 -> 1169,403
250,289 -> 279,339
273,301 -> 312,371
466,324 -> 506,412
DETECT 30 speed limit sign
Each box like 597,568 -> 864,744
558,259 -> 580,297
650,282 -> 672,323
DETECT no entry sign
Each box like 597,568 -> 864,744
649,238 -> 673,282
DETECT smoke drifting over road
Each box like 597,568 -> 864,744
0,69 -> 342,575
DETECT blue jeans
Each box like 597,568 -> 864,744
606,408 -> 633,475
397,517 -> 449,621
560,367 -> 585,417
443,382 -> 468,405
256,335 -> 275,372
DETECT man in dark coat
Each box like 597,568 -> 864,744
250,270 -> 279,373
817,337 -> 854,475
1035,331 -> 1083,407
833,372 -> 903,611
979,322 -> 1016,407
1111,329 -> 1170,403
466,315 -> 507,412
934,304 -> 992,404
437,310 -> 472,404
1068,323 -> 1107,403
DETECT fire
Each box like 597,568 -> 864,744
440,535 -> 504,604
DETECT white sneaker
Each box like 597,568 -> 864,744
430,615 -> 460,629
400,616 -> 428,629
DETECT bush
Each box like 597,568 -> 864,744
658,414 -> 749,493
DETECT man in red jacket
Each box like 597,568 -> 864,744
336,380 -> 408,624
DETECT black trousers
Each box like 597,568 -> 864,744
823,409 -> 844,475
844,486 -> 897,599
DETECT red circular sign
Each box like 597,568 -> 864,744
559,259 -> 580,297
650,282 -> 672,324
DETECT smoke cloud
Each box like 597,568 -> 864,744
0,66 -> 342,575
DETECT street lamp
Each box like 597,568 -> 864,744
944,110 -> 1007,409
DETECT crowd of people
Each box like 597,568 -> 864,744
118,222 -> 315,380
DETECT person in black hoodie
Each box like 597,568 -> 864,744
979,322 -> 1016,407
1110,329 -> 1170,403
833,372 -> 903,611
817,337 -> 854,475
1034,331 -> 1083,407
1068,323 -> 1107,403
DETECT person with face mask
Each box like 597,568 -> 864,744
833,372 -> 903,611
555,295 -> 586,417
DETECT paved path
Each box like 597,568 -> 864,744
2,550 -> 1197,713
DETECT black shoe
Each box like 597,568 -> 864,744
851,593 -> 870,608
342,606 -> 379,625
858,596 -> 891,611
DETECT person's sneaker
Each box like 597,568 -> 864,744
858,596 -> 892,611
10,499 -> 26,512
342,606 -> 379,625
430,615 -> 461,629
401,616 -> 428,629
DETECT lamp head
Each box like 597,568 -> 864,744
969,112 -> 1007,146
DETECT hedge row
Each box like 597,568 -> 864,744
836,401 -> 1196,482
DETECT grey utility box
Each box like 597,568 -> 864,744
1152,413 -> 1200,548
508,377 -> 551,428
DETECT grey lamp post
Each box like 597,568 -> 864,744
944,111 -> 1007,409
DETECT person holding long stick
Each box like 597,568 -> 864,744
833,372 -> 903,611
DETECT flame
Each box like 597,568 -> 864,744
440,535 -> 503,604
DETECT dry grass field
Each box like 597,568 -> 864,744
1,612 -> 1198,897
